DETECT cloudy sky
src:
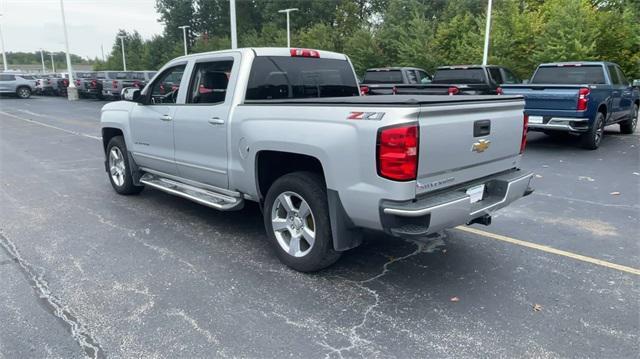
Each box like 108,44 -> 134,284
1,0 -> 164,59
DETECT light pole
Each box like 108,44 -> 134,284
278,8 -> 298,48
118,35 -> 127,71
482,0 -> 493,66
178,25 -> 190,55
230,0 -> 237,49
49,52 -> 56,73
59,0 -> 77,100
0,14 -> 8,71
40,48 -> 46,73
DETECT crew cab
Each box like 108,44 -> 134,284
100,48 -> 533,271
359,67 -> 432,95
502,62 -> 639,149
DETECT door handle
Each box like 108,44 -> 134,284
160,115 -> 172,121
208,117 -> 225,125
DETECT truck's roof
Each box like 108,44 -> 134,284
171,47 -> 348,61
366,67 -> 426,71
436,65 -> 503,69
538,61 -> 613,67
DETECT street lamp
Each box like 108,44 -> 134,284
482,0 -> 493,66
49,52 -> 56,73
118,35 -> 127,71
0,14 -> 8,71
178,25 -> 190,55
59,0 -> 78,100
278,8 -> 298,48
230,0 -> 237,49
40,48 -> 46,73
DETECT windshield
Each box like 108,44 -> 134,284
246,56 -> 359,100
432,68 -> 486,84
531,65 -> 606,84
363,70 -> 403,84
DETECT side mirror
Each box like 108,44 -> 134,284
121,87 -> 142,103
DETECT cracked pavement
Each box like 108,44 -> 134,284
0,96 -> 638,358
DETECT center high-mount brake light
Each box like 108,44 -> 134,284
377,124 -> 419,181
112,80 -> 118,89
290,48 -> 320,58
520,114 -> 529,154
448,86 -> 459,96
577,87 -> 590,111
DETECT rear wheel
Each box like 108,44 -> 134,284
106,136 -> 144,195
580,112 -> 605,150
263,172 -> 341,272
16,86 -> 31,99
620,104 -> 638,134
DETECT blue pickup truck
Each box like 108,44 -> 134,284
502,62 -> 639,149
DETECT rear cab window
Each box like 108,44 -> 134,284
432,68 -> 487,84
531,65 -> 606,84
362,70 -> 403,84
245,56 -> 359,100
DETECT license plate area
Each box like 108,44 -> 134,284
529,115 -> 544,124
466,184 -> 485,204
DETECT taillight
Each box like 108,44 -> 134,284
46,79 -> 51,85
91,79 -> 97,88
392,86 -> 398,95
112,80 -> 118,89
360,85 -> 369,96
377,124 -> 419,181
290,48 -> 320,58
75,79 -> 81,86
496,87 -> 503,95
520,114 -> 528,154
448,86 -> 459,96
133,80 -> 140,88
577,87 -> 590,111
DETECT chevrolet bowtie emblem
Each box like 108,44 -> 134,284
472,139 -> 491,153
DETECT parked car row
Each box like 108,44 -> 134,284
360,61 -> 639,149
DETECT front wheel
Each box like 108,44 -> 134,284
16,87 -> 31,99
620,104 -> 638,134
106,136 -> 144,195
263,172 -> 341,272
580,112 -> 605,150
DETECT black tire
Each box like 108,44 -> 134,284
106,136 -> 144,195
580,112 -> 605,150
620,104 -> 638,134
263,172 -> 341,272
16,86 -> 31,99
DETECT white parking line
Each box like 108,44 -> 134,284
0,110 -> 101,141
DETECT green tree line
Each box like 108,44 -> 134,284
95,0 -> 640,79
2,51 -> 93,70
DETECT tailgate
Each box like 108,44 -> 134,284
416,99 -> 524,195
501,85 -> 581,110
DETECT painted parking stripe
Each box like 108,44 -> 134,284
0,110 -> 101,141
456,226 -> 640,276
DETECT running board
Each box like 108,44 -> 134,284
140,173 -> 244,211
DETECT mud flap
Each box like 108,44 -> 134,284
327,189 -> 363,251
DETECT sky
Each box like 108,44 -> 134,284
0,0 -> 164,59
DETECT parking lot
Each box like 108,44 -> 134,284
1,96 -> 638,358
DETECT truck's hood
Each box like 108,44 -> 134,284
101,100 -> 136,113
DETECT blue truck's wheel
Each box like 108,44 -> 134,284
620,104 -> 638,135
580,112 -> 605,150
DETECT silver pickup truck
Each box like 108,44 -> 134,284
100,48 -> 533,271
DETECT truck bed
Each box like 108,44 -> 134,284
243,94 -> 523,106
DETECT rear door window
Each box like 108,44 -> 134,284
363,70 -> 403,84
406,70 -> 418,84
0,74 -> 15,81
531,65 -> 606,84
501,68 -> 520,84
416,70 -> 431,84
187,60 -> 233,104
432,68 -> 487,84
245,57 -> 359,100
614,66 -> 628,86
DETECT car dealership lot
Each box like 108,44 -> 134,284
1,96 -> 638,358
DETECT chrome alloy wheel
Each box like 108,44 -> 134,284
271,191 -> 316,258
108,147 -> 126,187
18,88 -> 30,98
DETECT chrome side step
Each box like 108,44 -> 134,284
139,173 -> 244,211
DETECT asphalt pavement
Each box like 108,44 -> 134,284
1,96 -> 638,358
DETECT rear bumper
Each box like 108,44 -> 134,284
527,115 -> 591,132
380,169 -> 533,237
